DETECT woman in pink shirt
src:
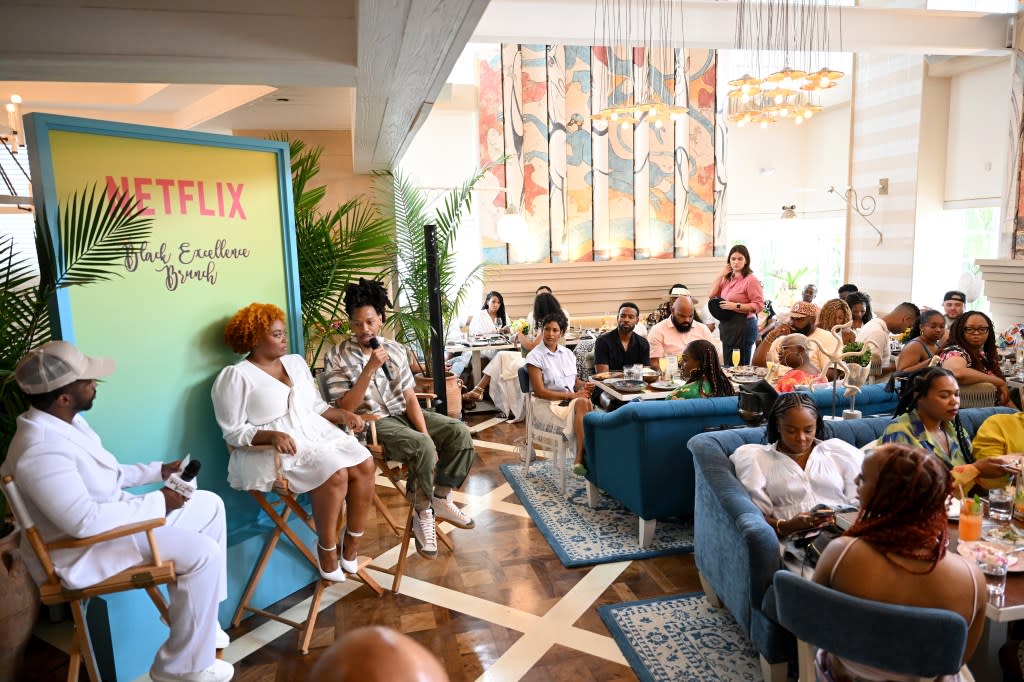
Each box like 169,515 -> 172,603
709,245 -> 765,366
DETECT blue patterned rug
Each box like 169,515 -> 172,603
600,592 -> 763,682
500,460 -> 693,567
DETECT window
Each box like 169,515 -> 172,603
726,214 -> 846,309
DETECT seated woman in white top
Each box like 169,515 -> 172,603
730,392 -> 863,538
525,312 -> 594,476
457,291 -> 509,400
211,303 -> 375,583
466,292 -> 565,420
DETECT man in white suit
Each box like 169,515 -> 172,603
2,341 -> 233,682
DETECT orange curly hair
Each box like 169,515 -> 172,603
223,303 -> 285,354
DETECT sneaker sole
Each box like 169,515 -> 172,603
435,515 -> 475,530
413,537 -> 438,559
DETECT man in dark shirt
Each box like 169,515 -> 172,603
594,302 -> 651,373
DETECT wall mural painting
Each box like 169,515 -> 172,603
477,44 -> 508,265
478,44 -> 716,264
548,45 -> 569,263
681,49 -> 716,258
565,45 -> 594,262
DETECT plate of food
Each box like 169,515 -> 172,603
592,371 -> 624,381
957,541 -> 1024,572
606,379 -> 647,393
983,525 -> 1024,547
650,379 -> 685,391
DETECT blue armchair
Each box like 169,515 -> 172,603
582,384 -> 898,547
773,571 -> 970,680
687,406 -> 1013,680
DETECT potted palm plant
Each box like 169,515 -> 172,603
0,186 -> 153,680
376,168 -> 491,417
278,136 -> 394,370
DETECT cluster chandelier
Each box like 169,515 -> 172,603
727,0 -> 845,128
591,0 -> 688,128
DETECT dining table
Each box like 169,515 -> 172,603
588,373 -> 680,402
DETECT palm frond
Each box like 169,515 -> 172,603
58,185 -> 154,287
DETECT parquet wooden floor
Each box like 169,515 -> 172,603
20,413 -> 703,681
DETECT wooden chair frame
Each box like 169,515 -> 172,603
364,407 -> 456,594
228,453 -> 384,654
2,475 -> 176,682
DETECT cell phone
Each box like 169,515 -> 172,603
812,507 -> 835,518
558,399 -> 571,407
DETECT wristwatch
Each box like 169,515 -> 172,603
735,303 -> 741,310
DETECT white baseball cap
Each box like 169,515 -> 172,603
14,341 -> 115,395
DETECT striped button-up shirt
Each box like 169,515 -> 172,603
323,337 -> 415,418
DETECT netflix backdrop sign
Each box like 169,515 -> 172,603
25,113 -> 300,519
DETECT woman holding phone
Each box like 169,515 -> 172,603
730,392 -> 863,538
709,244 -> 764,366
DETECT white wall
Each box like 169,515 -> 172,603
945,59 -> 1012,206
399,108 -> 486,327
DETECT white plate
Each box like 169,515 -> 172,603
957,541 -> 1024,572
651,380 -> 684,390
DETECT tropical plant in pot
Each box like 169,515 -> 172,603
375,167 -> 491,417
276,136 -> 394,371
0,186 -> 153,679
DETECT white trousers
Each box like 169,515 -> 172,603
483,351 -> 527,420
131,490 -> 228,676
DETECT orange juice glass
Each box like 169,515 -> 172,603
960,499 -> 983,542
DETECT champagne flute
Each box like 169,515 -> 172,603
731,348 -> 741,367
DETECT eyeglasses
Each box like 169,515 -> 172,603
963,326 -> 990,335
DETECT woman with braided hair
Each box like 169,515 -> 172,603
881,366 -> 1010,478
667,340 -> 734,399
939,310 -> 1012,406
730,392 -> 863,538
812,444 -> 986,681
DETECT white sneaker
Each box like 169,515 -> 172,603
432,491 -> 476,529
150,659 -> 234,682
215,627 -> 230,649
412,507 -> 438,558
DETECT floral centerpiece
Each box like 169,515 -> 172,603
509,318 -> 530,335
895,327 -> 912,344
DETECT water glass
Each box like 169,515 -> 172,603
977,548 -> 1009,596
990,486 -> 1015,524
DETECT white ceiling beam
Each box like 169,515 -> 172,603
173,85 -> 277,129
354,0 -> 490,173
0,0 -> 358,86
474,1 -> 1012,56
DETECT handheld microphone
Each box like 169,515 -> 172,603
367,337 -> 393,381
165,459 -> 201,499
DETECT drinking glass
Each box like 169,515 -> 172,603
977,547 -> 1009,596
959,498 -> 983,542
628,363 -> 644,382
730,348 -> 741,367
658,357 -> 671,381
990,486 -> 1015,524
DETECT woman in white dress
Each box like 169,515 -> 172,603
212,303 -> 375,582
730,392 -> 863,538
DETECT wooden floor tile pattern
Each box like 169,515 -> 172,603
19,413 -> 703,681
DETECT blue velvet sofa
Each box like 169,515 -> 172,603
581,384 -> 898,546
687,406 -> 1016,680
